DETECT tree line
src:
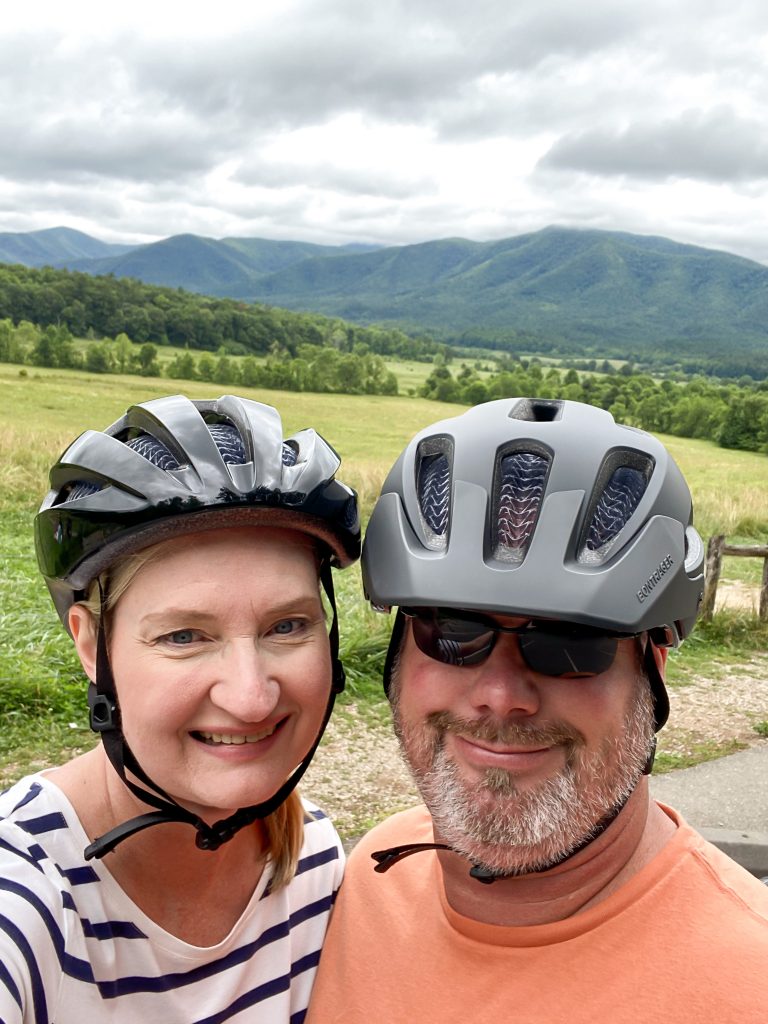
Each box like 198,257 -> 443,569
0,320 -> 398,397
421,357 -> 768,454
452,328 -> 768,382
0,262 -> 442,362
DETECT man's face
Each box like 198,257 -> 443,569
390,613 -> 656,875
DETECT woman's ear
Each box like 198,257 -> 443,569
68,605 -> 98,683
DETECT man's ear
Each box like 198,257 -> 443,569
68,605 -> 98,683
651,643 -> 668,678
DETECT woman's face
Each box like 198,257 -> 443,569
73,526 -> 332,823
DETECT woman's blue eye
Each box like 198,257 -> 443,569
272,619 -> 300,635
167,629 -> 198,645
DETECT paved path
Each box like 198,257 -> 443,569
651,744 -> 768,878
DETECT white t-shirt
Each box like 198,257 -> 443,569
0,773 -> 344,1023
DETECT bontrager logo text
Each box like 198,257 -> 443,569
637,555 -> 674,603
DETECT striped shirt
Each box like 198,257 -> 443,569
0,774 -> 344,1023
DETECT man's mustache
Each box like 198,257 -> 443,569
426,711 -> 584,749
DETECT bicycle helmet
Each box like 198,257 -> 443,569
35,394 -> 360,858
363,397 -> 704,731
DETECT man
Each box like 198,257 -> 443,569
308,398 -> 768,1023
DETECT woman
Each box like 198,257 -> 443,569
0,394 -> 360,1022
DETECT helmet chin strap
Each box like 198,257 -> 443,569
84,563 -> 344,861
371,793 -> 638,884
371,745 -> 656,885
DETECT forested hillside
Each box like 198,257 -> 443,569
246,228 -> 768,375
3,225 -> 768,377
0,262 -> 440,361
0,226 -> 133,266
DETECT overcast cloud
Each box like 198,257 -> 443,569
2,0 -> 768,261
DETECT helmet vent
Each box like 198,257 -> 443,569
281,441 -> 298,467
416,438 -> 453,551
493,450 -> 550,563
126,433 -> 183,470
207,424 -> 247,466
508,399 -> 563,422
579,458 -> 652,564
58,480 -> 102,504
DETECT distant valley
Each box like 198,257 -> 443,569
3,224 -> 768,360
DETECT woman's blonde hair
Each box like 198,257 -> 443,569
79,539 -> 319,891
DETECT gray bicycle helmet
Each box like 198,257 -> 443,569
363,397 -> 704,731
35,394 -> 360,858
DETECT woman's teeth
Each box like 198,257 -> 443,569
197,726 -> 277,745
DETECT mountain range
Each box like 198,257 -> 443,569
3,225 -> 768,355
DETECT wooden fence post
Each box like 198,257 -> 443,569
701,534 -> 725,621
761,556 -> 768,623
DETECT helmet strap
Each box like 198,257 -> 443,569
382,607 -> 407,698
371,796 -> 638,885
642,636 -> 669,733
84,561 -> 344,860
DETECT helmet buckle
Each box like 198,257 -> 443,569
88,690 -> 120,733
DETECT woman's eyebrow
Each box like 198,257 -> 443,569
139,597 -> 323,628
139,608 -> 219,628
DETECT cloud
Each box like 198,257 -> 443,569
0,118 -> 224,185
538,108 -> 768,183
1,0 -> 768,262
234,117 -> 437,199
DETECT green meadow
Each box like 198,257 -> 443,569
2,362 -> 767,805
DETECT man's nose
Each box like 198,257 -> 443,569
465,633 -> 542,719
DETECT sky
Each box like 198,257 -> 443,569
3,0 -> 768,262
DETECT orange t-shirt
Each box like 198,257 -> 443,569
308,803 -> 768,1023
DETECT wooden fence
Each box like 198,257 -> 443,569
701,535 -> 768,621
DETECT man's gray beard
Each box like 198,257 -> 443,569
392,679 -> 655,876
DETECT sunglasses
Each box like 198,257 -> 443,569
403,608 -> 636,678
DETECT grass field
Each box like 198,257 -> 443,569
2,363 -> 465,511
2,361 -> 767,801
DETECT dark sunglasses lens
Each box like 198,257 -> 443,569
411,615 -> 496,667
519,632 -> 619,677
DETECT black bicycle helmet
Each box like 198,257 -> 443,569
35,394 -> 360,858
363,397 -> 704,731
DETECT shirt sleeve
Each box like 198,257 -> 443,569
0,825 -> 68,1023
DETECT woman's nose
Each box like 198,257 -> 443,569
209,638 -> 281,722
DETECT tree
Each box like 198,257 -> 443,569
15,320 -> 39,356
666,385 -> 727,439
166,348 -> 198,380
138,343 -> 161,377
717,394 -> 768,451
85,342 -> 114,374
463,380 -> 489,405
197,353 -> 216,381
336,354 -> 365,394
113,333 -> 134,374
30,330 -> 57,367
0,319 -> 14,362
214,348 -> 240,385
239,356 -> 262,388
